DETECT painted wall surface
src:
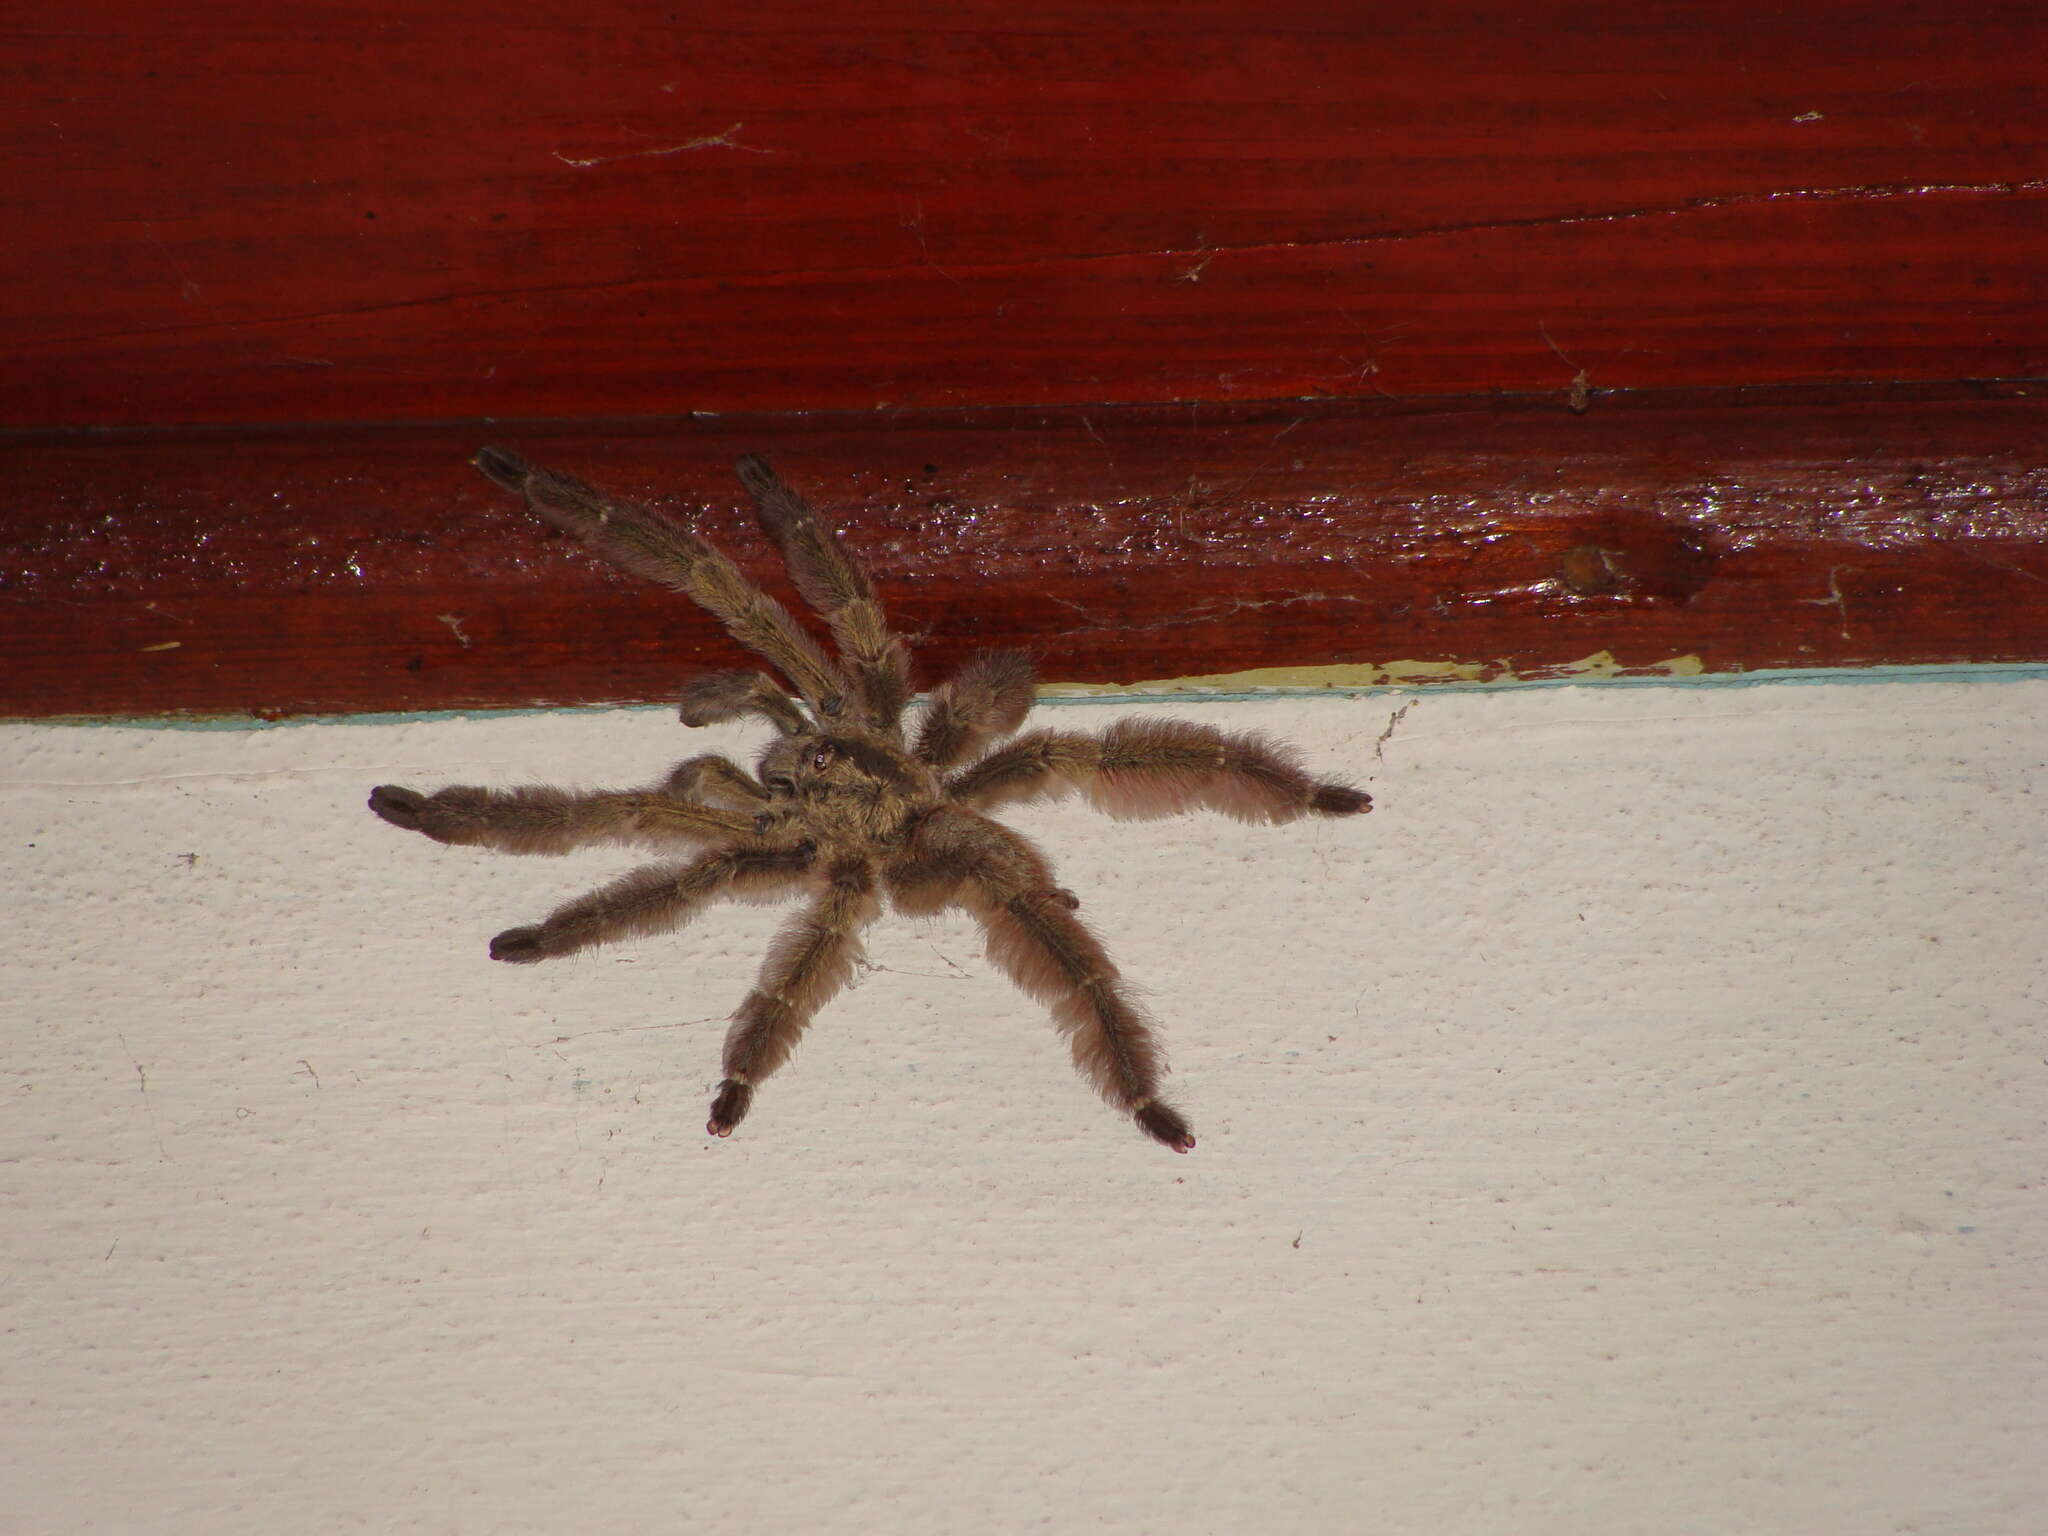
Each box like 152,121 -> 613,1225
4,684 -> 2043,1534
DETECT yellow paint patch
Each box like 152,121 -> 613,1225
1041,653 -> 1708,697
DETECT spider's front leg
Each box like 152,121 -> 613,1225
734,455 -> 912,731
948,716 -> 1371,824
474,448 -> 854,719
709,857 -> 881,1138
368,778 -> 757,854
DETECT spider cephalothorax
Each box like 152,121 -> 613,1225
369,450 -> 1369,1151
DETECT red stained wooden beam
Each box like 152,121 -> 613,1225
5,390 -> 2046,721
5,3 -> 2047,426
4,5 -> 2046,719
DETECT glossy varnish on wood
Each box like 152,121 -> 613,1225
5,393 -> 2044,719
3,3 -> 2046,717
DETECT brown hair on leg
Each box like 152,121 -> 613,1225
734,455 -> 912,730
368,782 -> 756,854
710,858 -> 881,1136
489,842 -> 814,963
948,716 -> 1370,823
915,650 -> 1038,768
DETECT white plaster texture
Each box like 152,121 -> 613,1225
3,684 -> 2044,1534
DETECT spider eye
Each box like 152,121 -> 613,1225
811,745 -> 835,772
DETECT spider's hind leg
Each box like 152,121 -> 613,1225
489,841 -> 815,963
897,806 -> 1192,1152
473,448 -> 853,718
975,884 -> 1196,1153
708,858 -> 881,1138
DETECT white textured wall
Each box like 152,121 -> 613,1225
5,682 -> 2044,1534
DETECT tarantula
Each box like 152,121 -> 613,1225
368,450 -> 1370,1151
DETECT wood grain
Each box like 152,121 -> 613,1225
6,2 -> 2045,425
4,3 -> 2045,719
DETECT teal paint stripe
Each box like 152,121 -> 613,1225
39,703 -> 665,733
19,660 -> 2048,731
1038,660 -> 2048,705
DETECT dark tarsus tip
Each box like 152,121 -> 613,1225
367,785 -> 424,830
707,1079 -> 753,1137
473,446 -> 533,492
1135,1102 -> 1196,1153
488,926 -> 546,964
1015,887 -> 1080,916
733,453 -> 775,492
734,453 -> 810,532
1312,785 -> 1373,816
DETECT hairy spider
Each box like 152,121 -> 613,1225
368,450 -> 1369,1151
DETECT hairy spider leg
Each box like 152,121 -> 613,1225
913,649 -> 1038,768
735,455 -> 913,733
948,716 -> 1372,823
677,669 -> 812,736
474,447 -> 855,721
664,753 -> 772,807
367,782 -> 757,854
488,842 -> 816,964
966,862 -> 1193,1153
892,804 -> 1193,1151
708,857 -> 882,1136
